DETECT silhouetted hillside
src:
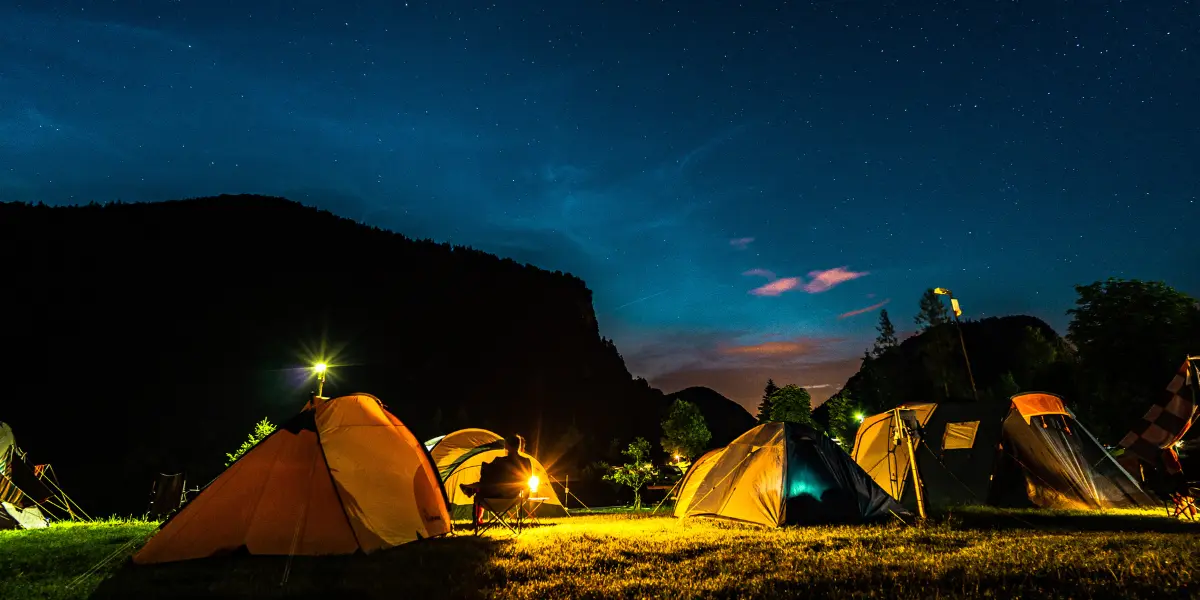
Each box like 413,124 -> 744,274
841,315 -> 1078,415
0,195 -> 669,516
664,387 -> 756,450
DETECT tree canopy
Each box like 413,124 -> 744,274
601,437 -> 659,510
660,398 -> 712,460
873,309 -> 898,357
225,417 -> 276,466
1066,278 -> 1200,439
914,288 -> 951,331
757,379 -> 779,424
767,384 -> 814,426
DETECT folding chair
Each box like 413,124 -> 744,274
1167,484 -> 1198,521
475,491 -> 529,535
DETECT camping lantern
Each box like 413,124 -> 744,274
528,474 -> 540,493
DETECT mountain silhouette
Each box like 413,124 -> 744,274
1,194 -> 686,515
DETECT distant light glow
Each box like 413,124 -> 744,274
314,362 -> 327,374
854,412 -> 865,423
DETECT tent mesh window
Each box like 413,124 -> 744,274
942,421 -> 981,450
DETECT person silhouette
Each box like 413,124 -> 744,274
460,434 -> 533,525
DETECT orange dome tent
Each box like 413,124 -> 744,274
134,394 -> 451,564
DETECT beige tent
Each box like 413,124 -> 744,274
425,428 -> 566,518
851,394 -> 1154,511
674,422 -> 907,527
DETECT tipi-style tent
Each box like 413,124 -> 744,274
425,428 -> 566,518
134,394 -> 451,564
852,392 -> 1155,511
674,422 -> 908,527
1,421 -> 88,530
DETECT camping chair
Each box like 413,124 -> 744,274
147,473 -> 186,520
1167,483 -> 1199,520
475,490 -> 530,536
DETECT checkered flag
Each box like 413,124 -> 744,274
1118,358 -> 1198,474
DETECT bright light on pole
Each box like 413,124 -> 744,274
854,412 -> 865,423
314,362 -> 328,397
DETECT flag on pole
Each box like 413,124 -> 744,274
1117,359 -> 1198,474
950,298 -> 962,317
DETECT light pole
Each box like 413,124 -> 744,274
933,288 -> 978,400
314,362 -> 328,397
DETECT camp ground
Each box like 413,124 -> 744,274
3,380 -> 1199,598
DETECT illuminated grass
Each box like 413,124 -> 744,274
6,508 -> 1199,599
0,519 -> 158,600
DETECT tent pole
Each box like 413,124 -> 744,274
896,408 -> 927,520
650,478 -> 682,515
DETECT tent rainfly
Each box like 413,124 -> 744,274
133,394 -> 451,564
674,421 -> 909,527
851,392 -> 1156,511
425,428 -> 566,518
1,421 -> 88,530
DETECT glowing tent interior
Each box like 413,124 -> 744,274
425,428 -> 566,518
851,392 -> 1156,511
133,394 -> 451,564
673,422 -> 908,527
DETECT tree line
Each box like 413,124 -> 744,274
828,278 -> 1199,445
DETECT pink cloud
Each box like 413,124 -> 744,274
802,266 -> 869,293
729,237 -> 754,249
749,277 -> 801,296
722,340 -> 816,356
742,268 -> 776,279
838,298 -> 891,319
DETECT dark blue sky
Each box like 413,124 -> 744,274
3,1 -> 1197,411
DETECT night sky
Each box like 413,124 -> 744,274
4,1 -> 1198,412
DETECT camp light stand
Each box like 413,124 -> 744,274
314,362 -> 327,398
933,287 -> 978,400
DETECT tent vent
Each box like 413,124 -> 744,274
942,421 -> 980,450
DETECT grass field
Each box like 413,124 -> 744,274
3,508 -> 1198,599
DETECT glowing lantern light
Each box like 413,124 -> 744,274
528,475 -> 540,493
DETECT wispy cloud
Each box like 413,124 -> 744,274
616,329 -> 859,411
838,298 -> 891,319
729,237 -> 754,249
802,266 -> 869,293
743,265 -> 869,296
742,268 -> 775,279
749,277 -> 802,296
722,340 -> 820,356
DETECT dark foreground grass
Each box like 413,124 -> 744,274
3,508 -> 1197,599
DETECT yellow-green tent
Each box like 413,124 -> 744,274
674,422 -> 907,527
425,428 -> 566,518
